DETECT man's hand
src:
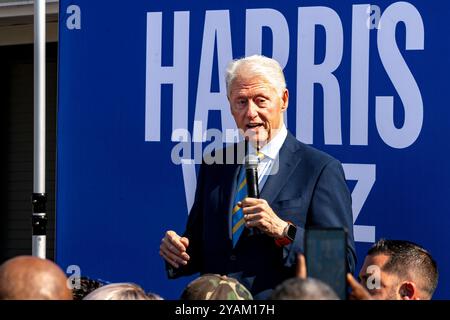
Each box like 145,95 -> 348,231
347,273 -> 373,300
159,230 -> 190,269
240,198 -> 288,238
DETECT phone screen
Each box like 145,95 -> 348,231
305,228 -> 347,300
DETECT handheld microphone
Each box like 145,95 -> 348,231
245,154 -> 260,198
245,154 -> 260,236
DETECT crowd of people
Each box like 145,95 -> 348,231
0,239 -> 438,300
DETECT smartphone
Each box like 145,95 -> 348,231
305,228 -> 347,300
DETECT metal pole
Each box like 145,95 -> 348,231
32,0 -> 47,259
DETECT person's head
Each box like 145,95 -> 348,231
181,274 -> 253,300
71,276 -> 104,300
359,239 -> 438,300
0,255 -> 73,300
146,292 -> 164,300
83,282 -> 154,300
226,55 -> 288,147
271,277 -> 339,300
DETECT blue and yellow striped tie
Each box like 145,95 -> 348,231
231,152 -> 264,247
231,167 -> 247,247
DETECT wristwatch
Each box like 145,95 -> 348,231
284,221 -> 297,242
275,221 -> 297,247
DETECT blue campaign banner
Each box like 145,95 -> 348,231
57,0 -> 450,299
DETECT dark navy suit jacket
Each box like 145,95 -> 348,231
168,132 -> 356,299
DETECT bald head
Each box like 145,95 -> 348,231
0,256 -> 72,300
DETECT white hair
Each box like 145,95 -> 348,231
83,282 -> 161,300
225,55 -> 286,98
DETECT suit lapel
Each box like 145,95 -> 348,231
222,143 -> 244,242
260,133 -> 303,205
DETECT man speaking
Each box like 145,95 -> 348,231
159,55 -> 356,299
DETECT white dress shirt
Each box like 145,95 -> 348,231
247,124 -> 288,191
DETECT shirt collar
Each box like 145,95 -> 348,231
248,124 -> 288,160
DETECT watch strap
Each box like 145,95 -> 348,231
274,221 -> 295,247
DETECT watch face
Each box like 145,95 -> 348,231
287,224 -> 297,241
